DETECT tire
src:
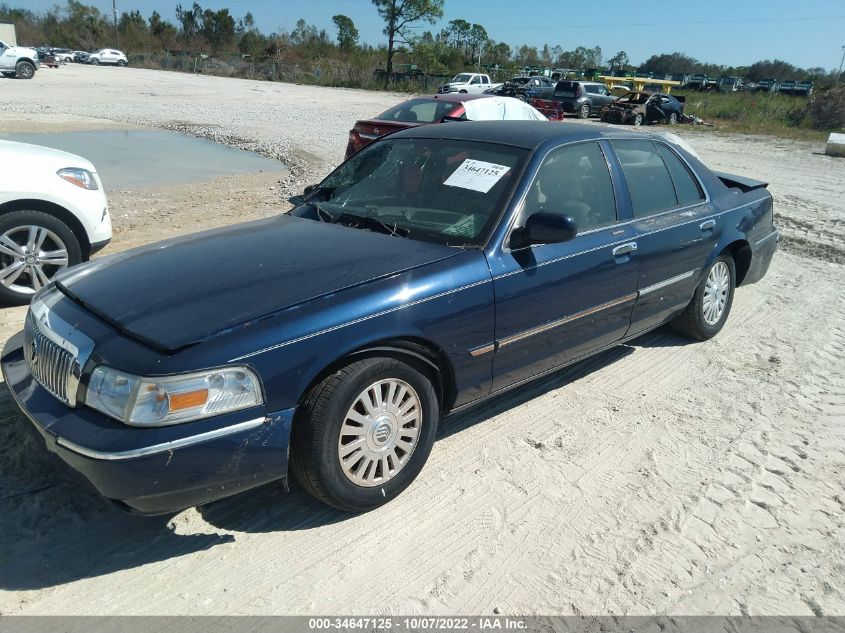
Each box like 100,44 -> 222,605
290,357 -> 439,512
633,113 -> 644,126
578,103 -> 590,119
15,61 -> 35,79
670,254 -> 736,341
117,60 -> 127,67
91,58 -> 100,65
459,89 -> 467,94
0,210 -> 83,306
668,112 -> 678,125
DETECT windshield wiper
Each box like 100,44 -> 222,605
313,203 -> 338,224
339,212 -> 410,238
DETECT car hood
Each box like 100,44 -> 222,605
56,215 -> 460,352
0,140 -> 97,172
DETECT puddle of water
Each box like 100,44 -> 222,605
1,129 -> 286,190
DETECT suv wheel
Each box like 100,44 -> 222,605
15,61 -> 35,79
0,211 -> 83,305
579,103 -> 590,118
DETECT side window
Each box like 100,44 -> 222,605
656,144 -> 705,206
523,142 -> 617,232
482,76 -> 490,84
611,140 -> 678,217
470,76 -> 480,84
585,85 -> 598,94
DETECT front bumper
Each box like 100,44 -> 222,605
602,108 -> 635,124
1,332 -> 294,515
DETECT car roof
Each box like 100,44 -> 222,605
388,120 -> 651,149
417,93 -> 490,104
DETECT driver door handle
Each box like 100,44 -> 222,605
612,242 -> 638,257
700,219 -> 716,231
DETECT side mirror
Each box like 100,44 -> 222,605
289,183 -> 319,206
510,212 -> 577,248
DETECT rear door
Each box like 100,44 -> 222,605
608,140 -> 716,336
489,141 -> 639,390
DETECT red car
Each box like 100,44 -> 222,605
345,93 -> 490,159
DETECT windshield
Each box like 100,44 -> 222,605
618,92 -> 651,104
452,74 -> 473,83
291,138 -> 528,247
377,98 -> 461,124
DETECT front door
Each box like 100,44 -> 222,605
488,141 -> 639,391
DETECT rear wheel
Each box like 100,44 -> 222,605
668,112 -> 679,125
633,112 -> 644,126
670,255 -> 736,341
0,210 -> 82,305
15,61 -> 35,79
291,357 -> 439,512
117,60 -> 127,67
578,103 -> 590,118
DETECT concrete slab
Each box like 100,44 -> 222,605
826,132 -> 845,157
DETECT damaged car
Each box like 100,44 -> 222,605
600,91 -> 685,126
2,122 -> 777,515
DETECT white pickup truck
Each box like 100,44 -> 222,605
437,73 -> 502,95
0,40 -> 38,79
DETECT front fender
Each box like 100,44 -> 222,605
183,251 -> 497,414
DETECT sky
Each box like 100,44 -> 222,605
22,0 -> 845,70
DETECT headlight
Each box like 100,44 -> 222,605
57,167 -> 99,190
85,366 -> 263,426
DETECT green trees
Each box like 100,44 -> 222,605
371,0 -> 443,84
332,14 -> 358,51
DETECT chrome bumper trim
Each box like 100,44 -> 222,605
55,417 -> 267,461
755,230 -> 779,247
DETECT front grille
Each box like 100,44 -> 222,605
23,312 -> 76,405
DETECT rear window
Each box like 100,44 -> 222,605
656,144 -> 704,206
377,99 -> 461,124
611,140 -> 677,218
554,81 -> 578,97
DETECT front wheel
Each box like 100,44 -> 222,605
0,210 -> 82,305
91,58 -> 100,65
633,112 -> 644,126
668,112 -> 679,125
15,61 -> 35,79
670,255 -> 736,341
117,60 -> 127,67
291,357 -> 439,512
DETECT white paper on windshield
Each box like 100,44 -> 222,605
443,159 -> 510,194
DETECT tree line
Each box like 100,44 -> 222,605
0,0 -> 836,87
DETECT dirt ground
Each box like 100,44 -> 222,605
0,65 -> 842,616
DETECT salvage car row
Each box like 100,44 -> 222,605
1,107 -> 778,515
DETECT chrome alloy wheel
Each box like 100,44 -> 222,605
0,226 -> 69,295
703,261 -> 730,326
337,378 -> 422,487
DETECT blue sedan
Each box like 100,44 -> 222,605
1,122 -> 778,514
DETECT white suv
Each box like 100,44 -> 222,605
0,141 -> 112,304
0,40 -> 38,79
88,49 -> 128,66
